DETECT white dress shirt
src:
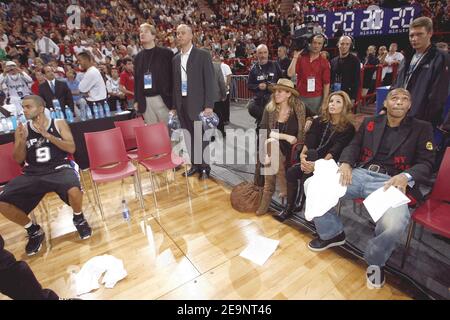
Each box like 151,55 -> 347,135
180,45 -> 193,96
78,66 -> 107,101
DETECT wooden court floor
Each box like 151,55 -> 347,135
0,169 -> 411,300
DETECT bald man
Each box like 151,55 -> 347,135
330,36 -> 361,101
171,24 -> 217,179
247,44 -> 282,126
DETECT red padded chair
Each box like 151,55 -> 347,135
84,128 -> 145,220
0,142 -> 48,238
401,147 -> 450,268
114,117 -> 145,161
134,122 -> 189,209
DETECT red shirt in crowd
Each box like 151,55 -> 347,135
119,70 -> 134,101
295,54 -> 331,98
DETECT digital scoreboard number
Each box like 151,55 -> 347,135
306,5 -> 421,37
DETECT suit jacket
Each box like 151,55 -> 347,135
213,62 -> 226,102
339,115 -> 435,185
39,79 -> 74,112
172,46 -> 216,121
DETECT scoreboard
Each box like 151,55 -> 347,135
306,5 -> 422,38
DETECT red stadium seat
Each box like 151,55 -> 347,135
114,117 -> 145,161
134,122 -> 189,209
401,147 -> 450,268
84,128 -> 145,220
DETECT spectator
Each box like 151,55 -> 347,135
330,36 -> 361,102
119,57 -> 135,109
171,24 -> 216,180
134,23 -> 173,124
382,43 -> 404,86
0,61 -> 32,111
77,51 -> 107,112
106,67 -> 125,111
247,44 -> 282,126
275,90 -> 355,222
362,45 -> 379,97
288,34 -> 330,115
277,46 -> 291,79
393,17 -> 450,126
308,88 -> 434,289
39,65 -> 74,113
34,29 -> 59,64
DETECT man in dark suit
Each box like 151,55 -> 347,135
171,24 -> 216,179
39,65 -> 74,113
307,88 -> 435,288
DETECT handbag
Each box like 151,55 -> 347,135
230,159 -> 264,213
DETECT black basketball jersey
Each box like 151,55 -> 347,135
24,119 -> 70,175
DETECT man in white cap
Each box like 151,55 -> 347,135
0,61 -> 33,112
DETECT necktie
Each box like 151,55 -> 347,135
50,81 -> 55,94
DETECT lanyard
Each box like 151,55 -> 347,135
404,47 -> 430,88
317,121 -> 336,152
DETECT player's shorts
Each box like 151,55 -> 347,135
0,166 -> 81,214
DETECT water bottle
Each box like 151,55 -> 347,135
79,103 -> 86,121
93,103 -> 99,119
121,199 -> 130,221
50,108 -> 56,119
52,99 -> 61,118
19,113 -> 27,124
116,100 -> 122,113
10,115 -> 17,130
103,101 -> 111,117
65,106 -> 74,123
6,117 -> 14,131
86,104 -> 93,120
1,118 -> 9,133
98,102 -> 105,118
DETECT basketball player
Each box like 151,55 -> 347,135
0,95 -> 92,256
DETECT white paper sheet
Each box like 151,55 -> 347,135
239,235 -> 279,266
363,186 -> 410,223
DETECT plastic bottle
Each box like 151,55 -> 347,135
86,104 -> 93,120
50,108 -> 56,119
103,101 -> 111,117
65,106 -> 74,123
10,115 -> 17,130
93,103 -> 99,119
121,199 -> 130,221
52,99 -> 61,118
98,102 -> 105,118
79,103 -> 86,121
19,114 -> 27,124
116,100 -> 122,113
1,118 -> 9,133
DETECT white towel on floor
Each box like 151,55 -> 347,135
75,255 -> 127,295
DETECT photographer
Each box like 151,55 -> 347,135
287,34 -> 330,115
247,44 -> 282,126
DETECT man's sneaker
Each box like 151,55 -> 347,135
366,265 -> 385,289
308,232 -> 346,252
73,218 -> 92,240
25,228 -> 45,256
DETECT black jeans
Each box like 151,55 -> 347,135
0,235 -> 59,300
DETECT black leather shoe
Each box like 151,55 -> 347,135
199,168 -> 210,180
183,166 -> 199,177
307,232 -> 346,252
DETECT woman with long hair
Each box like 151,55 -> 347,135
256,78 -> 309,215
274,90 -> 355,221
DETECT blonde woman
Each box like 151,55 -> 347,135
256,79 -> 308,215
274,90 -> 355,221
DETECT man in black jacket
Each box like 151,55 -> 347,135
247,44 -> 282,126
308,88 -> 435,288
393,17 -> 450,126
0,234 -> 59,300
134,23 -> 174,124
39,65 -> 74,113
330,36 -> 361,101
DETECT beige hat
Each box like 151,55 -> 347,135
268,78 -> 299,97
5,61 -> 17,68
